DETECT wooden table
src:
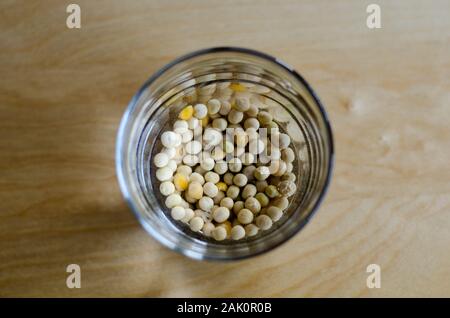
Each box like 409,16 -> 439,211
1,0 -> 449,297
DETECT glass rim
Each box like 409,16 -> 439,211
116,46 -> 335,261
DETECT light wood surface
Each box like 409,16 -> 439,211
1,0 -> 449,297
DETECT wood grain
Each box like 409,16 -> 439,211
1,0 -> 449,297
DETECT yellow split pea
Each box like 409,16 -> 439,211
178,105 -> 194,120
216,182 -> 228,192
173,173 -> 189,191
230,83 -> 246,92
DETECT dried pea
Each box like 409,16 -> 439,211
265,185 -> 279,198
255,192 -> 269,207
231,225 -> 246,240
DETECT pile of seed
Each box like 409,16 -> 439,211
153,83 -> 297,241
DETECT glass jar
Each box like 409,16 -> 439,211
116,47 -> 334,261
